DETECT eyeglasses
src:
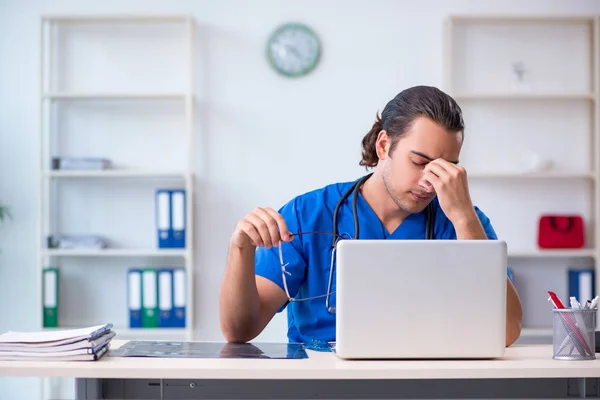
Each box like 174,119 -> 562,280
278,231 -> 351,314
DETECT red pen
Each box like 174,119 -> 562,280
548,291 -> 565,309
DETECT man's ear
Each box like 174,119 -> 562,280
375,130 -> 390,160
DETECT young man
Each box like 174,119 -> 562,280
219,85 -> 523,347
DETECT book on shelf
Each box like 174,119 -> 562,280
46,234 -> 107,249
51,157 -> 111,170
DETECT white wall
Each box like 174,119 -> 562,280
2,0 -> 600,399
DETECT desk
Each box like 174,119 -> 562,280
1,340 -> 600,399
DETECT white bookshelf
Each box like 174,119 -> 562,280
38,8 -> 195,365
445,15 -> 599,342
38,14 -> 195,400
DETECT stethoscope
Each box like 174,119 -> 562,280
325,172 -> 435,313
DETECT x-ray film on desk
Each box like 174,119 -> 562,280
109,341 -> 308,359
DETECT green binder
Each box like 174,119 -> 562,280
42,267 -> 58,328
141,268 -> 158,328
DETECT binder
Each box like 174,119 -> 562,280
141,269 -> 158,328
173,268 -> 186,328
171,190 -> 186,248
127,269 -> 142,328
51,157 -> 110,170
158,268 -> 174,328
156,190 -> 172,248
569,268 -> 595,304
42,267 -> 58,328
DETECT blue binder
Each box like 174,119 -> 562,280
170,189 -> 186,248
127,268 -> 143,328
158,268 -> 174,328
173,268 -> 186,328
156,189 -> 172,248
569,268 -> 595,304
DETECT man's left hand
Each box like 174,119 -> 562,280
419,159 -> 477,225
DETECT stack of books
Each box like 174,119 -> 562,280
0,323 -> 114,361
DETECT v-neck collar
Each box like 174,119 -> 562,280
356,190 -> 427,239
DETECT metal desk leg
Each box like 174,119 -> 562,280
579,378 -> 586,399
75,378 -> 103,400
568,377 -> 599,398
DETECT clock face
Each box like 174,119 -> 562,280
266,23 -> 321,78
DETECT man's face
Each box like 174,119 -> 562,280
378,116 -> 463,214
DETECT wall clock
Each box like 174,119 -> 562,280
266,22 -> 321,78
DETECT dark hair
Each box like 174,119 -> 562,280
359,85 -> 464,168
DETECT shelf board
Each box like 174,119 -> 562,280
43,92 -> 190,100
453,92 -> 595,101
42,14 -> 192,23
468,171 -> 595,180
43,326 -> 188,339
449,15 -> 595,24
41,248 -> 189,257
115,328 -> 188,340
44,170 -> 189,179
520,328 -> 552,338
508,249 -> 596,258
116,327 -> 188,339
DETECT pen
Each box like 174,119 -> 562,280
590,295 -> 599,309
584,300 -> 591,309
570,296 -> 581,309
558,307 -> 583,355
548,291 -> 565,309
570,296 -> 592,352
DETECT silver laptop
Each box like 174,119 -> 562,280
334,240 -> 507,359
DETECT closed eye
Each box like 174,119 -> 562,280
411,161 -> 427,167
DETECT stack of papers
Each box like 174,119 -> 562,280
0,323 -> 114,361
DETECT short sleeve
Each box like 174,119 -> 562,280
475,206 -> 498,240
254,197 -> 307,306
475,207 -> 516,285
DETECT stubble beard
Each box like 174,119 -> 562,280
382,166 -> 415,214
382,163 -> 433,215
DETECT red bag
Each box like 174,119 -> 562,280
537,215 -> 585,249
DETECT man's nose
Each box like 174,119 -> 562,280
418,178 -> 435,194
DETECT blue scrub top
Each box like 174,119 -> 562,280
255,175 -> 510,345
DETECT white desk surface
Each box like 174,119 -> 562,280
1,340 -> 599,380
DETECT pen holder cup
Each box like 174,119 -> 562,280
552,309 -> 596,360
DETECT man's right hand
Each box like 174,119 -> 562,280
222,207 -> 293,342
231,207 -> 293,249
